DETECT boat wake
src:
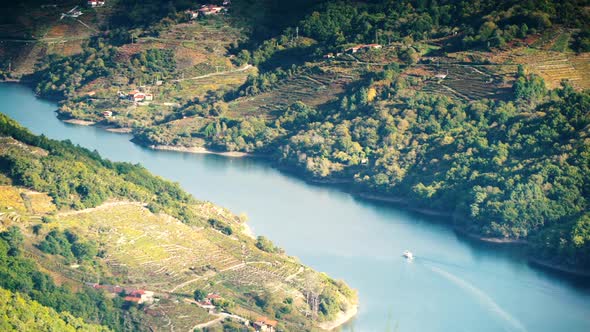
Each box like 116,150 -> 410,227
428,265 -> 527,332
417,257 -> 561,298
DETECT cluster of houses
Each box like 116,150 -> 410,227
86,283 -> 155,305
193,293 -> 277,331
87,0 -> 105,7
87,284 -> 278,331
186,1 -> 231,20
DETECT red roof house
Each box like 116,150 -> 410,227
253,317 -> 278,332
124,290 -> 155,304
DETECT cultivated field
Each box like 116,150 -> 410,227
419,62 -> 513,101
227,62 -> 361,119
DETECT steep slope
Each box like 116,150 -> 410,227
0,113 -> 357,331
0,287 -> 109,332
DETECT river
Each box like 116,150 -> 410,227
1,83 -> 590,331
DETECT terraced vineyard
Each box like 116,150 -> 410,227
509,50 -> 590,90
52,202 -> 317,312
227,63 -> 360,119
142,299 -> 214,331
420,63 -> 513,101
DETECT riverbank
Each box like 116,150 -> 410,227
357,193 -> 453,218
355,192 -> 590,277
529,258 -> 590,278
52,112 -> 253,156
453,226 -> 529,245
104,127 -> 133,134
148,144 -> 252,158
238,164 -> 590,278
62,118 -> 96,126
318,304 -> 359,331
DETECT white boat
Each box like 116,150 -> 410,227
403,250 -> 414,260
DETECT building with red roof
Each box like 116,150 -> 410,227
253,317 -> 278,332
124,289 -> 155,304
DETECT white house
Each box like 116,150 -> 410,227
186,10 -> 199,20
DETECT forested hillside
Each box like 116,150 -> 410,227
2,0 -> 589,272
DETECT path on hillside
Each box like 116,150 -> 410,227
138,36 -> 231,45
189,309 -> 250,330
172,64 -> 252,83
57,201 -> 146,217
0,36 -> 91,43
168,260 -> 273,293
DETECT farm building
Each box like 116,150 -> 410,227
206,293 -> 222,300
253,317 -> 278,332
124,290 -> 155,304
102,110 -> 113,117
127,90 -> 154,102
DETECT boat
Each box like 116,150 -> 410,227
403,250 -> 414,260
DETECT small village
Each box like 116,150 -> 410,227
85,283 -> 278,331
